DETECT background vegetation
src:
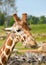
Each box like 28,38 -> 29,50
0,12 -> 46,26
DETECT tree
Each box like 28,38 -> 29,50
39,16 -> 46,24
27,15 -> 32,25
0,0 -> 17,16
0,0 -> 17,26
9,17 -> 14,26
0,11 -> 5,25
27,15 -> 39,24
31,16 -> 39,24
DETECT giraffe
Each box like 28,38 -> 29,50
5,13 -> 38,48
0,14 -> 22,65
0,13 -> 38,65
1,13 -> 46,65
6,13 -> 46,54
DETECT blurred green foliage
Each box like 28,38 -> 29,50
0,11 -> 46,26
0,11 -> 5,25
27,15 -> 46,25
9,17 -> 14,26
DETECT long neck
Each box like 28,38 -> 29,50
0,33 -> 18,65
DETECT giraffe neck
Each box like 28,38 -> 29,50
0,33 -> 18,65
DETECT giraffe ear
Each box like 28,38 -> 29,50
4,27 -> 13,31
22,13 -> 27,23
13,14 -> 20,22
4,27 -> 16,32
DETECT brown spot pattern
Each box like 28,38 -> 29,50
1,54 -> 7,64
7,39 -> 13,46
0,50 -> 2,54
2,45 -> 5,51
5,48 -> 10,55
0,63 -> 2,65
23,36 -> 26,40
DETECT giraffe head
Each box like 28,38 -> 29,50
5,13 -> 38,48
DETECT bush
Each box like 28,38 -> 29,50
0,12 -> 5,25
9,17 -> 15,26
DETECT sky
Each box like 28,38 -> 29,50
16,0 -> 46,17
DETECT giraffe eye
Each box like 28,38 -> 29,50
17,29 -> 21,32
